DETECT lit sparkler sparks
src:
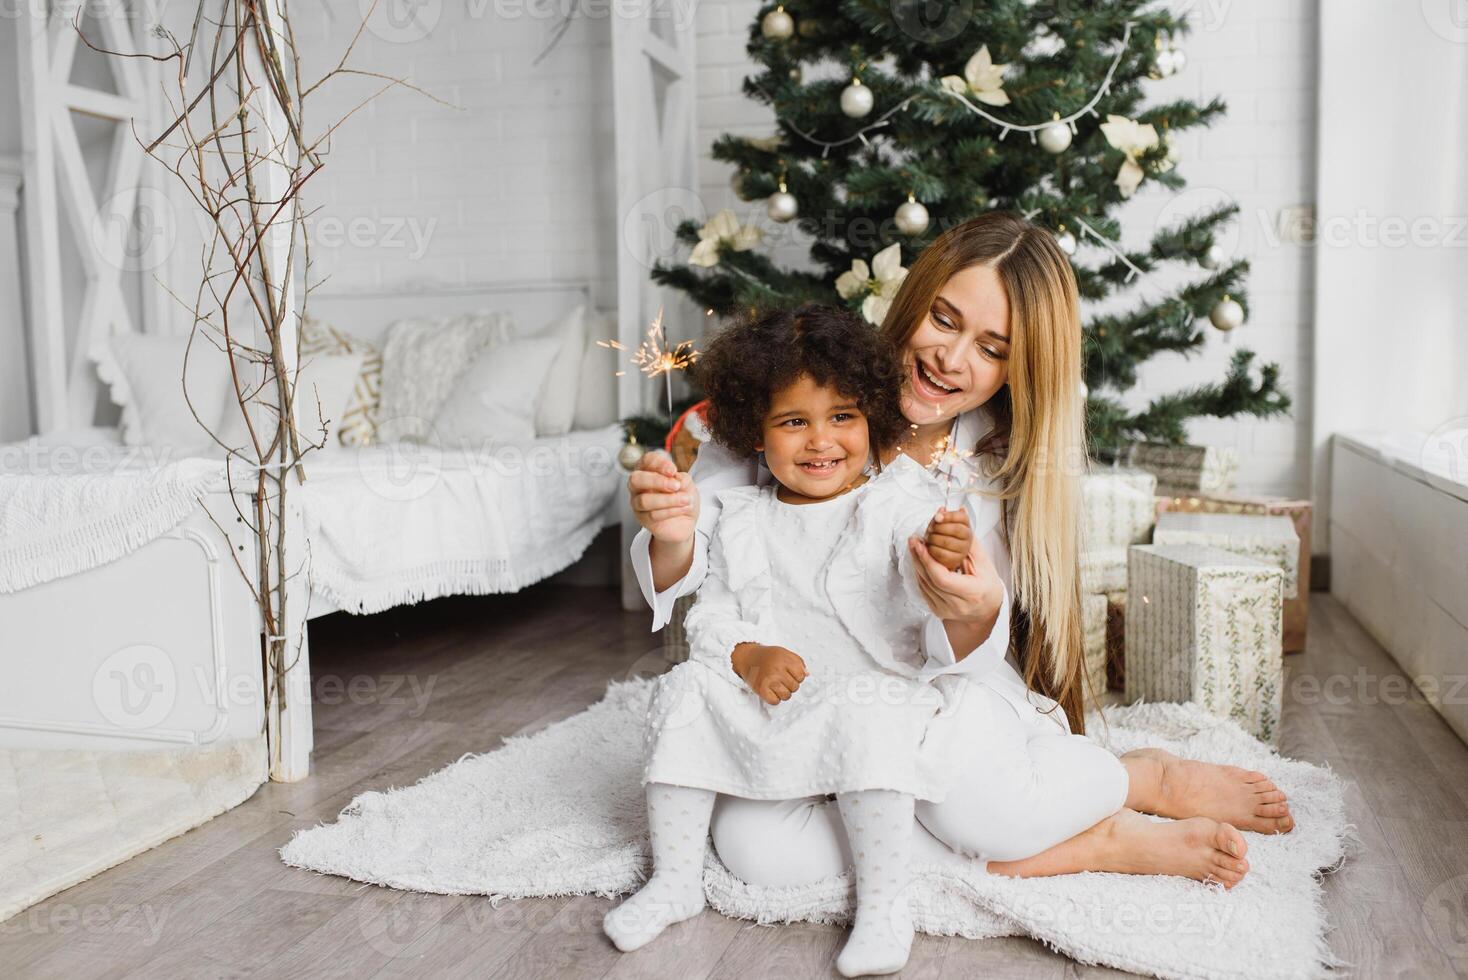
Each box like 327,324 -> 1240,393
926,432 -> 978,510
597,308 -> 699,418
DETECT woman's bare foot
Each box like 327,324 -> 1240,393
1122,747 -> 1295,835
988,809 -> 1250,888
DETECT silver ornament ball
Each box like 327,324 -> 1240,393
617,439 -> 646,471
1155,47 -> 1177,77
839,80 -> 874,118
895,199 -> 930,235
767,189 -> 799,223
1200,244 -> 1225,270
1039,120 -> 1073,154
1169,46 -> 1187,73
1054,229 -> 1077,255
760,7 -> 794,40
1209,296 -> 1245,332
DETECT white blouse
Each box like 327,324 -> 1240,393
630,408 -> 1014,682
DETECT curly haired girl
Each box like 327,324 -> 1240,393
604,305 -> 988,977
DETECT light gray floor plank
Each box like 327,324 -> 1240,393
3,588 -> 1465,978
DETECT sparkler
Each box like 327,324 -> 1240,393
926,432 -> 978,510
598,307 -> 699,419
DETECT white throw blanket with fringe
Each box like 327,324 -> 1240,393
297,426 -> 623,614
0,457 -> 224,594
281,678 -> 1351,980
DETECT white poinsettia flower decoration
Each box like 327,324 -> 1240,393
688,209 -> 763,268
940,45 -> 1011,107
1100,114 -> 1161,198
835,243 -> 908,325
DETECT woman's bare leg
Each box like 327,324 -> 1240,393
1120,748 -> 1295,834
988,808 -> 1251,887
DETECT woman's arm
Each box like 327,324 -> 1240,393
627,443 -> 760,630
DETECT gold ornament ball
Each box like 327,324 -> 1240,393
1039,120 -> 1073,154
618,438 -> 646,471
767,189 -> 799,223
1209,296 -> 1245,332
894,199 -> 930,235
839,79 -> 874,118
760,6 -> 794,40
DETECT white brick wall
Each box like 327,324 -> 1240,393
289,1 -> 618,309
692,0 -> 1319,498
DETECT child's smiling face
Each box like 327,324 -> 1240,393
756,374 -> 871,503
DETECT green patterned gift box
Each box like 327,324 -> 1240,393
1124,544 -> 1285,743
1152,512 -> 1301,599
1080,468 -> 1158,596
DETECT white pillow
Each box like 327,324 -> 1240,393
377,311 -> 517,443
102,333 -> 232,454
219,350 -> 367,453
529,305 -> 586,436
573,311 -> 620,431
433,335 -> 561,446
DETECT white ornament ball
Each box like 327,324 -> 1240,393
839,80 -> 874,118
1200,244 -> 1225,270
760,7 -> 794,40
767,189 -> 799,223
618,439 -> 646,471
1169,46 -> 1187,73
1039,120 -> 1073,154
1155,47 -> 1177,77
1054,230 -> 1077,255
895,199 -> 930,235
1209,297 -> 1245,332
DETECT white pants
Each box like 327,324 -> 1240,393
710,673 -> 1130,886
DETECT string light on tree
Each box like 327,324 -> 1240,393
761,5 -> 793,40
1210,295 -> 1245,332
840,76 -> 874,118
767,178 -> 798,222
1039,113 -> 1073,154
894,193 -> 929,235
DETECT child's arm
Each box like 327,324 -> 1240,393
685,531 -> 808,703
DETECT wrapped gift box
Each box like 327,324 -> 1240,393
1153,512 -> 1300,599
1081,545 -> 1128,595
1105,591 -> 1127,691
1156,492 -> 1313,653
1125,442 -> 1239,496
1082,467 -> 1159,551
1082,592 -> 1108,699
1125,544 -> 1284,743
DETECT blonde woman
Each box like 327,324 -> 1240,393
627,213 -> 1294,891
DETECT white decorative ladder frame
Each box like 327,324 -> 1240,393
611,0 -> 699,609
13,1 -> 313,781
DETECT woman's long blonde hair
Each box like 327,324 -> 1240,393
881,213 -> 1090,733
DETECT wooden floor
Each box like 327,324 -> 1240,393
4,588 -> 1467,978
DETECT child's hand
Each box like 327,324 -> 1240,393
924,507 -> 972,573
628,451 -> 698,544
731,644 -> 808,706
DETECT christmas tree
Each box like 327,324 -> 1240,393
651,1 -> 1290,455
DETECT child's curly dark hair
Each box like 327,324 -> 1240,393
695,304 -> 907,459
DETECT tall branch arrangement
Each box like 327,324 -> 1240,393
90,0 -> 430,775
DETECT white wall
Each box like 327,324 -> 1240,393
1313,0 -> 1468,555
285,2 -> 619,312
694,0 -> 1319,500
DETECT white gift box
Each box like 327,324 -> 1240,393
1125,442 -> 1239,495
1082,592 -> 1108,699
1082,467 -> 1159,551
1153,512 -> 1301,599
1080,546 -> 1128,596
1124,544 -> 1284,743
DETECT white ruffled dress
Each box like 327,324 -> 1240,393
642,455 -> 971,803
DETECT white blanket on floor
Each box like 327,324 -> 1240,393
280,679 -> 1350,980
0,454 -> 224,594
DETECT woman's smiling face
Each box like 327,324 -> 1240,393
900,263 -> 1012,426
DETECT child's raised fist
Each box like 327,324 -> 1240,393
731,644 -> 808,706
924,507 -> 972,573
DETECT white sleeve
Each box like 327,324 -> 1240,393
917,585 -> 1011,682
684,533 -> 767,690
628,440 -> 762,631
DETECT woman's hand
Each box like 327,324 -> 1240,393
907,515 -> 1004,625
731,643 -> 808,705
629,450 -> 699,544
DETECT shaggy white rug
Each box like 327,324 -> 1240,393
280,679 -> 1350,980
